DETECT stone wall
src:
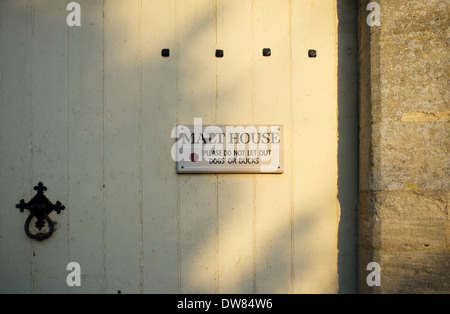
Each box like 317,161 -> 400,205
358,0 -> 450,293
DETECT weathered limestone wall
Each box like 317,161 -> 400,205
358,0 -> 450,293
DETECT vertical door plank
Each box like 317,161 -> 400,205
216,0 -> 254,293
217,175 -> 254,293
0,0 -> 33,293
177,0 -> 218,293
141,0 -> 179,293
104,0 -> 142,294
67,0 -> 104,293
253,0 -> 293,293
215,0 -> 253,123
291,1 -> 339,293
31,0 -> 69,293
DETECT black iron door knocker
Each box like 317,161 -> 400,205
16,182 -> 65,241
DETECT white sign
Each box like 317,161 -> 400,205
172,120 -> 283,174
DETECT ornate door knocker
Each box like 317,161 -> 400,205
16,182 -> 65,241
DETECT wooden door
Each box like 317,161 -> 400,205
0,0 -> 345,293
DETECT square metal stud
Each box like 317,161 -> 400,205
262,48 -> 271,57
308,49 -> 317,58
161,49 -> 170,57
215,49 -> 224,58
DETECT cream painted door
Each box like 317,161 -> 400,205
0,0 -> 349,293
